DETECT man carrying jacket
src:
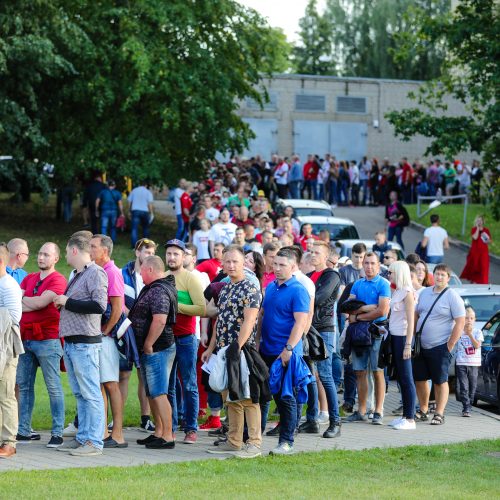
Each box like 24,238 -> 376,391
299,240 -> 342,438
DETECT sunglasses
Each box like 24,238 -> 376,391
33,280 -> 43,295
136,238 -> 156,251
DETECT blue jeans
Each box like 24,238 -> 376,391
328,180 -> 338,204
318,183 -> 325,201
208,390 -> 223,412
140,344 -> 176,399
307,331 -> 340,422
175,214 -> 184,240
338,181 -> 349,205
426,255 -> 443,264
101,209 -> 118,242
64,342 -> 104,449
391,336 -> 416,419
17,339 -> 65,437
131,210 -> 151,248
387,225 -> 405,250
168,335 -> 199,433
343,362 -> 357,406
359,179 -> 368,204
288,180 -> 301,199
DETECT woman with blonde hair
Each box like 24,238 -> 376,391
388,260 -> 417,430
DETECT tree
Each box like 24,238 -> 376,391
0,0 -> 290,200
292,0 -> 336,75
386,0 -> 500,218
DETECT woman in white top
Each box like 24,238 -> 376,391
388,261 -> 417,430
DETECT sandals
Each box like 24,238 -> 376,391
430,413 -> 445,425
415,410 -> 429,422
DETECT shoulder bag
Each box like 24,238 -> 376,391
412,287 -> 448,359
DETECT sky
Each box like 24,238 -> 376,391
238,0 -> 326,43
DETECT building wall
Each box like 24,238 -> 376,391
236,74 -> 475,164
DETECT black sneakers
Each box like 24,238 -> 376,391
298,420 -> 320,434
137,434 -> 158,446
47,436 -> 64,448
323,422 -> 341,438
145,438 -> 175,449
265,423 -> 281,436
16,433 -> 41,443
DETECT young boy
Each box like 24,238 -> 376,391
455,306 -> 483,417
192,219 -> 211,262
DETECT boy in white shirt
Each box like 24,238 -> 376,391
455,307 -> 483,417
192,219 -> 211,262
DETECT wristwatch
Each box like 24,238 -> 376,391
285,343 -> 293,352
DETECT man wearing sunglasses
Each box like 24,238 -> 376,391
17,242 -> 67,448
6,238 -> 29,285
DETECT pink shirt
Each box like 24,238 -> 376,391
103,260 -> 125,312
262,271 -> 275,290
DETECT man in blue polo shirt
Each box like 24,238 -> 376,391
345,252 -> 390,425
6,238 -> 29,284
257,247 -> 309,456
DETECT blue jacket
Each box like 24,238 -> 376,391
269,351 -> 314,404
122,260 -> 137,311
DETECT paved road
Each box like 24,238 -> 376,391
335,206 -> 500,284
0,385 -> 498,472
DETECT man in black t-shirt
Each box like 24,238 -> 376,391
128,256 -> 177,450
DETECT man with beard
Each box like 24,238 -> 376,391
165,239 -> 205,444
17,243 -> 67,448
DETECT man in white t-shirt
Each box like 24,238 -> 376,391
128,181 -> 154,248
274,158 -> 289,199
421,214 -> 449,264
208,207 -> 237,256
203,195 -> 220,223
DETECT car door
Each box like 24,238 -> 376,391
476,313 -> 500,404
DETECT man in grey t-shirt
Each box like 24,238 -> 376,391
413,264 -> 465,425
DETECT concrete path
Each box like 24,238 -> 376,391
1,385 -> 498,472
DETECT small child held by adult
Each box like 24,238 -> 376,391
455,306 -> 483,417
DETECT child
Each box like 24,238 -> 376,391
455,306 -> 483,417
192,218 -> 211,263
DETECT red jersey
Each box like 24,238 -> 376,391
303,161 -> 319,181
402,163 -> 414,185
299,234 -> 319,251
180,192 -> 193,223
195,258 -> 222,282
20,271 -> 67,341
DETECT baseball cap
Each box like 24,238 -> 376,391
164,239 -> 186,252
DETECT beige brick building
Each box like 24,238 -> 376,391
235,74 -> 474,164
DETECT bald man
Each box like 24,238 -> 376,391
17,243 -> 67,447
6,238 -> 29,284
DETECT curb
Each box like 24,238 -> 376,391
409,221 -> 500,266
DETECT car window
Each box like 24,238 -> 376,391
294,208 -> 333,217
448,275 -> 461,286
482,317 -> 500,348
461,296 -> 500,321
311,224 -> 360,240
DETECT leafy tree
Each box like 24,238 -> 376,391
0,0 -> 290,200
386,0 -> 500,218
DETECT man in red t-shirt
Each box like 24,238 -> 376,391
401,157 -> 414,204
18,242 -> 67,446
195,242 -> 224,281
180,183 -> 194,241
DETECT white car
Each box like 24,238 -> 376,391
276,198 -> 334,218
299,216 -> 359,241
450,284 -> 500,330
427,263 -> 462,287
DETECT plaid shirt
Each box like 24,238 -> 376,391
59,262 -> 108,338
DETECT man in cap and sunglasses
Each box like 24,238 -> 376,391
17,243 -> 67,447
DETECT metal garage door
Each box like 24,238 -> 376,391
241,118 -> 278,160
293,121 -> 367,163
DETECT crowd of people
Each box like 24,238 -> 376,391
0,156 -> 486,459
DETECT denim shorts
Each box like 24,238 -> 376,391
99,336 -> 120,383
351,337 -> 383,372
412,342 -> 452,385
140,344 -> 176,399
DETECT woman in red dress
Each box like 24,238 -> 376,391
460,215 -> 491,284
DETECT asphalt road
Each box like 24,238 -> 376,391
334,205 -> 500,285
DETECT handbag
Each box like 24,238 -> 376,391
412,287 -> 449,358
306,325 -> 329,361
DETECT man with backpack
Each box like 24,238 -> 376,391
385,190 -> 409,250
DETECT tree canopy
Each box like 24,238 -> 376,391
386,0 -> 500,217
0,0 -> 290,199
292,0 -> 450,79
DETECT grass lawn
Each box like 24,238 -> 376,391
0,192 -> 176,275
406,203 -> 499,256
0,439 -> 498,499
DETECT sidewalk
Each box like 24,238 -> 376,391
1,384 -> 499,472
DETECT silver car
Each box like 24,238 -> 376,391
299,216 -> 360,241
276,198 -> 334,217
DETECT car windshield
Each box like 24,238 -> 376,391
294,207 -> 333,216
461,295 -> 500,321
310,223 -> 360,240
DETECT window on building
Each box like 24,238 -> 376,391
336,96 -> 367,114
246,93 -> 278,111
295,94 -> 326,112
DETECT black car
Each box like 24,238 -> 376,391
475,311 -> 500,410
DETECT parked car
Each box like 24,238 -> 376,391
475,310 -> 500,410
276,198 -> 334,218
335,239 -> 405,260
451,284 -> 500,330
299,216 -> 359,241
427,263 -> 462,286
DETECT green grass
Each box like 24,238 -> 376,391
0,440 -> 498,498
0,192 -> 176,275
407,203 -> 499,256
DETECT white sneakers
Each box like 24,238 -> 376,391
388,417 -> 403,427
392,418 -> 416,430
